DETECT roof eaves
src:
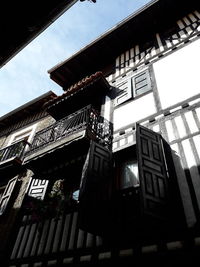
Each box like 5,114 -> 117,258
48,0 -> 158,74
0,91 -> 57,123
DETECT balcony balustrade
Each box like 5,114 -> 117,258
27,105 -> 112,156
0,140 -> 28,164
0,140 -> 28,178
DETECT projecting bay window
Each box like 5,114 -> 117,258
114,68 -> 152,107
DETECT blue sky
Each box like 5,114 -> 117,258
0,0 -> 151,117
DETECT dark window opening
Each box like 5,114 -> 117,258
25,155 -> 87,221
46,157 -> 87,208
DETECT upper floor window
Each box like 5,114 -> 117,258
114,68 -> 152,107
8,124 -> 37,146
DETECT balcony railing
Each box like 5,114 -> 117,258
0,140 -> 28,164
27,105 -> 112,154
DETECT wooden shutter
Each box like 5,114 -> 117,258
136,124 -> 170,221
79,141 -> 113,234
114,78 -> 132,107
0,177 -> 18,215
27,178 -> 49,200
132,69 -> 151,96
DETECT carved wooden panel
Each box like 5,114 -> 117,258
79,141 -> 113,234
136,124 -> 170,220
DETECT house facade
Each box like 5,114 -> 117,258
1,0 -> 200,266
0,91 -> 57,265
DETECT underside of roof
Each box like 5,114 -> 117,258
48,0 -> 200,89
0,91 -> 56,129
45,72 -> 111,120
0,0 -> 77,68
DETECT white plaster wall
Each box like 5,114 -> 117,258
153,38 -> 200,109
113,92 -> 156,131
104,96 -> 111,121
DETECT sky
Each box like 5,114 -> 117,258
0,0 -> 151,118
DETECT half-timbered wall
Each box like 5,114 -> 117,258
111,10 -> 200,228
109,10 -> 200,132
113,96 -> 200,227
107,10 -> 200,83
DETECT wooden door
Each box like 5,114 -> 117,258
136,124 -> 170,221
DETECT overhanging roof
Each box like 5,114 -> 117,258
0,91 -> 57,129
48,0 -> 200,89
0,0 -> 78,68
45,72 -> 111,120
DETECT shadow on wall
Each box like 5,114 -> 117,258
172,150 -> 200,231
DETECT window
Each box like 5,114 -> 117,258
6,125 -> 37,158
121,159 -> 139,189
8,124 -> 37,146
114,68 -> 152,107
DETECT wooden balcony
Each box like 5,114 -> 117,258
0,140 -> 27,180
24,105 -> 112,172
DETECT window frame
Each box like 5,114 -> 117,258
8,124 -> 37,146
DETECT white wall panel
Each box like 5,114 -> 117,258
153,39 -> 200,109
104,96 -> 111,121
113,92 -> 156,131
